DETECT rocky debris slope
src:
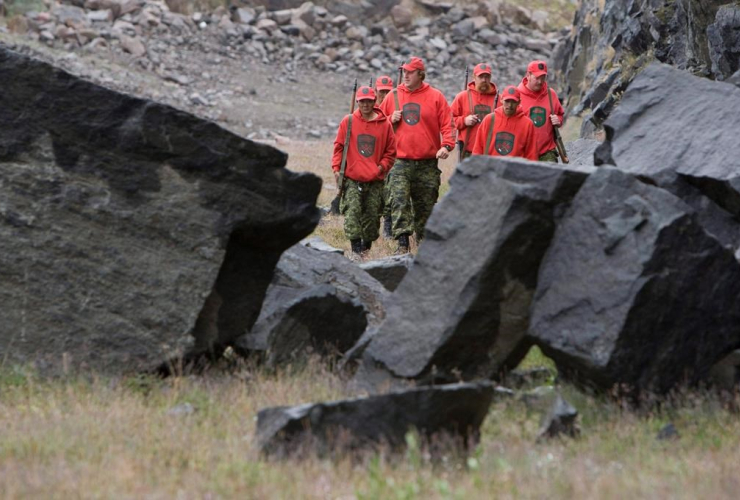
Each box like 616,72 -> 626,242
0,46 -> 320,374
2,0 -> 567,139
552,0 -> 738,137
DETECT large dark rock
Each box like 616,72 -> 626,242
595,63 -> 740,223
564,138 -> 599,166
256,382 -> 494,457
354,157 -> 593,390
0,47 -> 320,373
529,168 -> 740,395
707,4 -> 740,80
358,254 -> 414,291
234,243 -> 388,365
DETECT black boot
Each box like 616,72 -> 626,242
383,216 -> 393,238
395,234 -> 410,254
362,240 -> 372,252
350,239 -> 363,255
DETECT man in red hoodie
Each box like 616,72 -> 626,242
332,86 -> 397,258
451,62 -> 499,160
517,60 -> 565,162
378,56 -> 455,253
472,85 -> 538,160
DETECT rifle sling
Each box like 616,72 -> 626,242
484,112 -> 496,156
463,89 -> 473,151
338,114 -> 353,196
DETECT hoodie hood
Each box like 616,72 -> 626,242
398,82 -> 431,95
353,106 -> 388,122
467,81 -> 498,95
518,77 -> 550,99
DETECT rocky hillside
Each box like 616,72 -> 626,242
1,0 -> 573,140
553,0 -> 740,137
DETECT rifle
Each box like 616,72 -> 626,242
457,65 -> 469,163
330,79 -> 358,214
392,65 -> 402,131
548,88 -> 569,163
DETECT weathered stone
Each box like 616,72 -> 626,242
529,168 -> 740,395
537,394 -> 579,441
272,8 -> 293,25
52,5 -> 87,26
256,382 -> 494,457
233,7 -> 256,25
707,4 -> 740,80
390,5 -> 412,28
235,243 -> 387,360
451,18 -> 475,38
120,34 -> 146,56
355,158 -> 592,390
359,254 -> 413,292
256,18 -> 278,32
0,47 -> 320,374
86,9 -> 113,23
564,138 -> 598,166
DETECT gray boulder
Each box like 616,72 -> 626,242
256,382 -> 494,457
595,63 -> 740,219
529,168 -> 740,395
0,47 -> 320,374
234,243 -> 388,365
359,254 -> 413,292
564,138 -> 599,166
354,157 -> 593,390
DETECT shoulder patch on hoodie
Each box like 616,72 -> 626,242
402,103 -> 421,125
495,132 -> 515,155
357,134 -> 376,158
529,106 -> 547,128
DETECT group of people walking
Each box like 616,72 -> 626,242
330,57 -> 565,258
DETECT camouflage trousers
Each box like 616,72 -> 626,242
387,158 -> 441,240
382,174 -> 391,218
539,149 -> 559,163
340,178 -> 384,242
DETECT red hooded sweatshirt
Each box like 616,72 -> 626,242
451,81 -> 499,153
332,107 -> 397,183
517,78 -> 565,156
471,106 -> 538,160
378,82 -> 455,160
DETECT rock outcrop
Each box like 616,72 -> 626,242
0,46 -> 320,373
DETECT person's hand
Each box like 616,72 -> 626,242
464,114 -> 479,127
436,147 -> 450,160
333,170 -> 340,186
377,165 -> 384,174
391,110 -> 402,123
550,114 -> 562,127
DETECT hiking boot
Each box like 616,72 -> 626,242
383,216 -> 393,239
394,234 -> 410,254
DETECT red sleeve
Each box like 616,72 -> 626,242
472,115 -> 490,155
437,94 -> 455,149
380,122 -> 397,173
331,115 -> 349,172
451,91 -> 467,131
523,120 -> 538,161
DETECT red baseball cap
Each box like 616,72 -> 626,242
401,57 -> 425,72
501,85 -> 520,101
356,86 -> 376,101
474,63 -> 492,76
527,60 -> 548,77
375,75 -> 393,90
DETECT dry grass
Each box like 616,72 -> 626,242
2,358 -> 740,499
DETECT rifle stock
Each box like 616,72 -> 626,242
457,65 -> 469,163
